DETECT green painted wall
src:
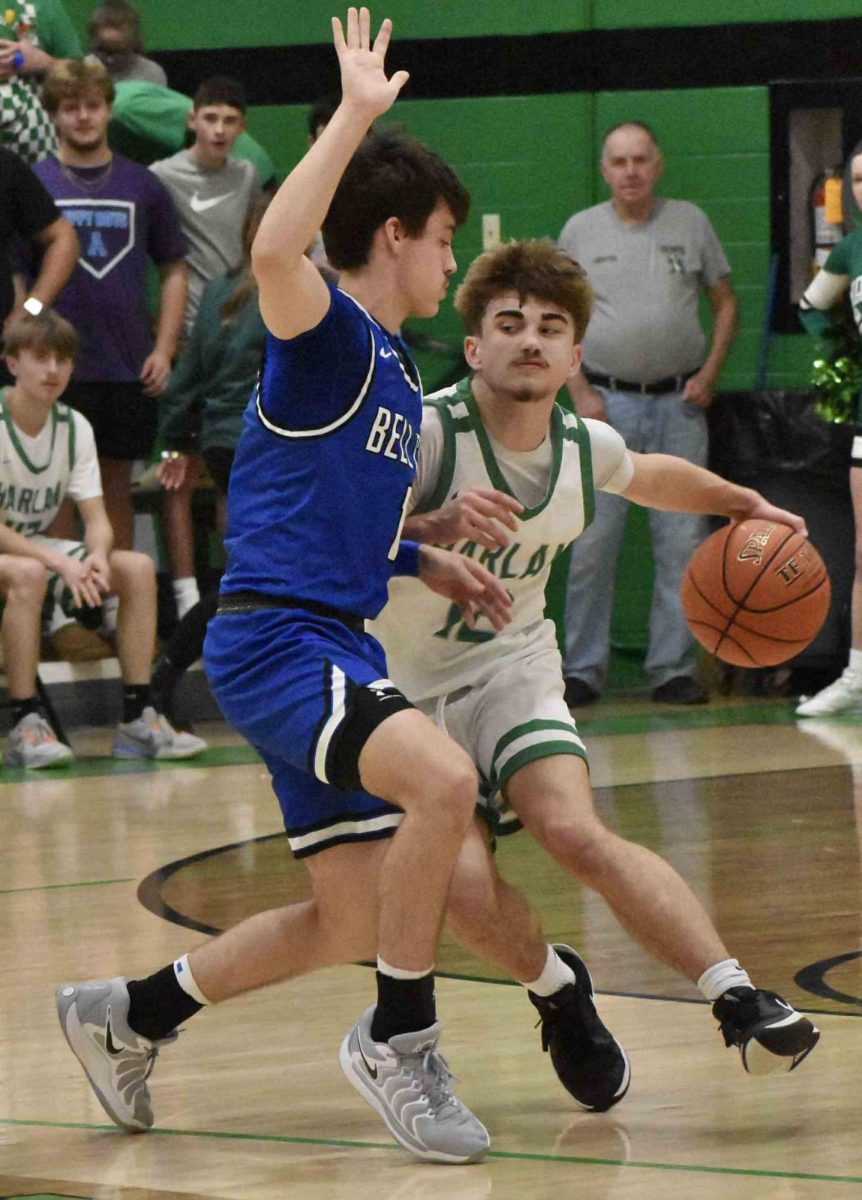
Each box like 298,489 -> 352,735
594,0 -> 862,28
63,0 -> 861,46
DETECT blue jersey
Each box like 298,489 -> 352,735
220,287 -> 422,619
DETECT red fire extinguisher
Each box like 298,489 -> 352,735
810,166 -> 844,271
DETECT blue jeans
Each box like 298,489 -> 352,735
562,388 -> 709,691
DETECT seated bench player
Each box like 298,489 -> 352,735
0,311 -> 207,767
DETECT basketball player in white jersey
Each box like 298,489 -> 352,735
373,239 -> 822,1078
0,311 -> 206,766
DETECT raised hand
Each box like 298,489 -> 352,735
331,7 -> 410,120
412,488 -> 523,551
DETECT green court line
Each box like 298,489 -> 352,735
1,1118 -> 860,1184
0,744 -> 262,783
0,877 -> 134,895
0,704 -> 857,784
577,701 -> 861,738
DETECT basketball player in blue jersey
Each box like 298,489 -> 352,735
55,9 -> 510,1165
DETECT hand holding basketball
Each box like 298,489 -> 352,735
680,520 -> 831,667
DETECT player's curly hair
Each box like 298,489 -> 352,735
454,240 -> 593,341
323,125 -> 469,271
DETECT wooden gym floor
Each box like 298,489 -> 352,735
2,696 -> 862,1199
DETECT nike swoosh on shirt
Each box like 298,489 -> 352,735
189,192 -> 233,213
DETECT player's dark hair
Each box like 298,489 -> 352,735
4,311 -> 78,361
308,93 -> 339,142
42,58 -> 115,114
322,126 -> 470,271
87,1 -> 143,54
193,76 -> 247,114
601,121 -> 661,157
454,240 -> 593,342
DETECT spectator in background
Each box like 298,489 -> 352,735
150,195 -> 270,721
24,58 -> 186,653
0,145 -> 77,330
0,0 -> 81,164
795,146 -> 862,718
149,76 -> 261,621
108,79 -> 275,188
560,121 -> 737,707
87,0 -> 166,88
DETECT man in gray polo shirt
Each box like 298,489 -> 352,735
560,121 -> 737,705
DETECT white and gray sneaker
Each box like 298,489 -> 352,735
339,1006 -> 490,1164
112,705 -> 207,760
56,976 -> 176,1131
3,712 -> 73,768
796,668 -> 862,717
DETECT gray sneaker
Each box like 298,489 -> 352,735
3,712 -> 73,768
339,1006 -> 490,1164
56,976 -> 176,1131
112,705 -> 207,760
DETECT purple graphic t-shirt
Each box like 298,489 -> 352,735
32,153 -> 186,382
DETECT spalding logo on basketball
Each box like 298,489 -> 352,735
680,519 -> 831,667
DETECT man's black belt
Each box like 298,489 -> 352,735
216,591 -> 365,634
584,368 -> 698,395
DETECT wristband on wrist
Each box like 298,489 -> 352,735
392,539 -> 421,577
23,296 -> 43,316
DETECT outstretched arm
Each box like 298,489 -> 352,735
252,7 -> 409,340
622,452 -> 808,535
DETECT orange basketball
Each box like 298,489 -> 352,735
680,520 -> 831,667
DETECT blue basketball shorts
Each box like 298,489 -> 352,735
204,608 -> 413,858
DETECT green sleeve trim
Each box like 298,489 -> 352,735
562,413 -> 595,529
420,382 -> 470,514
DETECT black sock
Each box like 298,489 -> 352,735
371,970 -> 436,1042
165,593 -> 219,672
11,696 -> 40,725
126,964 -> 203,1041
123,684 -> 153,722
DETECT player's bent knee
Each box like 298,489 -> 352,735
110,550 -> 156,588
5,556 -> 50,598
424,750 -> 477,822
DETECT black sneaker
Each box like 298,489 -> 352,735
528,944 -> 630,1111
712,987 -> 820,1075
564,677 -> 599,707
651,675 -> 709,705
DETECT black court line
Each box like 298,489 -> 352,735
137,828 -> 862,1015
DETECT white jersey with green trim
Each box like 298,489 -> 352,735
0,396 -> 101,536
371,376 -> 633,702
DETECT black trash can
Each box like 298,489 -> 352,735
707,390 -> 856,679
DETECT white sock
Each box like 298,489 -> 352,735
697,958 -> 753,1002
377,955 -> 433,980
173,953 -> 209,1004
519,944 -> 576,996
847,648 -> 862,679
100,595 -> 119,633
47,606 -> 73,635
173,577 -> 200,619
